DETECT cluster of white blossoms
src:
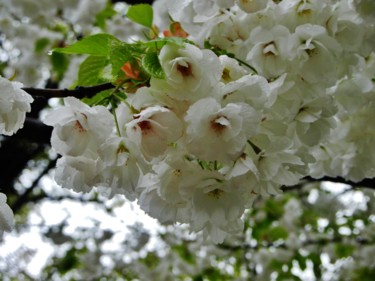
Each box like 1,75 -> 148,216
1,0 -> 374,243
0,77 -> 33,136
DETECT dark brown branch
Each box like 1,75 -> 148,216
22,83 -> 115,99
281,176 -> 375,192
304,176 -> 375,189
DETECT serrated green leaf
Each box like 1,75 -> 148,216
126,4 -> 153,28
53,34 -> 120,56
82,89 -> 113,106
78,55 -> 109,86
109,44 -> 136,79
141,52 -> 164,79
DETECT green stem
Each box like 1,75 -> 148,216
235,58 -> 258,74
107,82 -> 129,137
94,80 -> 128,105
111,98 -> 122,137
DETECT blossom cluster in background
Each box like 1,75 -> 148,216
0,193 -> 14,237
0,0 -> 375,243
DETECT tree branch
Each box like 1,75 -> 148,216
22,83 -> 115,99
281,176 -> 375,192
11,158 -> 58,213
305,176 -> 375,189
219,236 -> 372,251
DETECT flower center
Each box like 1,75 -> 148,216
207,188 -> 224,199
210,116 -> 230,134
177,62 -> 193,77
136,120 -> 153,136
74,120 -> 86,133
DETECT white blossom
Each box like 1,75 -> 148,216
168,0 -> 231,44
221,74 -> 272,109
219,55 -> 248,83
185,97 -> 261,163
189,177 -> 251,244
125,106 -> 183,160
236,0 -> 270,13
43,97 -> 113,157
151,43 -> 223,102
54,155 -> 100,193
292,24 -> 342,86
97,136 -> 141,200
0,77 -> 33,136
246,25 -> 296,79
137,173 -> 182,225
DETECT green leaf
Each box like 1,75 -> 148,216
56,247 -> 80,275
172,244 -> 195,265
265,198 -> 284,220
141,52 -> 164,79
35,38 -> 50,53
95,4 -> 116,30
335,243 -> 355,258
126,4 -> 153,28
251,217 -> 272,240
109,44 -> 137,79
53,34 -> 120,56
353,267 -> 375,281
142,37 -> 188,50
82,89 -> 113,106
140,252 -> 159,269
50,52 -> 69,82
294,253 -> 307,271
308,252 -> 322,279
78,55 -> 109,86
269,226 -> 288,241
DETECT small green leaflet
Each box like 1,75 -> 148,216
109,44 -> 138,79
53,34 -> 121,56
126,4 -> 153,28
141,52 -> 164,79
82,89 -> 113,106
141,37 -> 189,50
